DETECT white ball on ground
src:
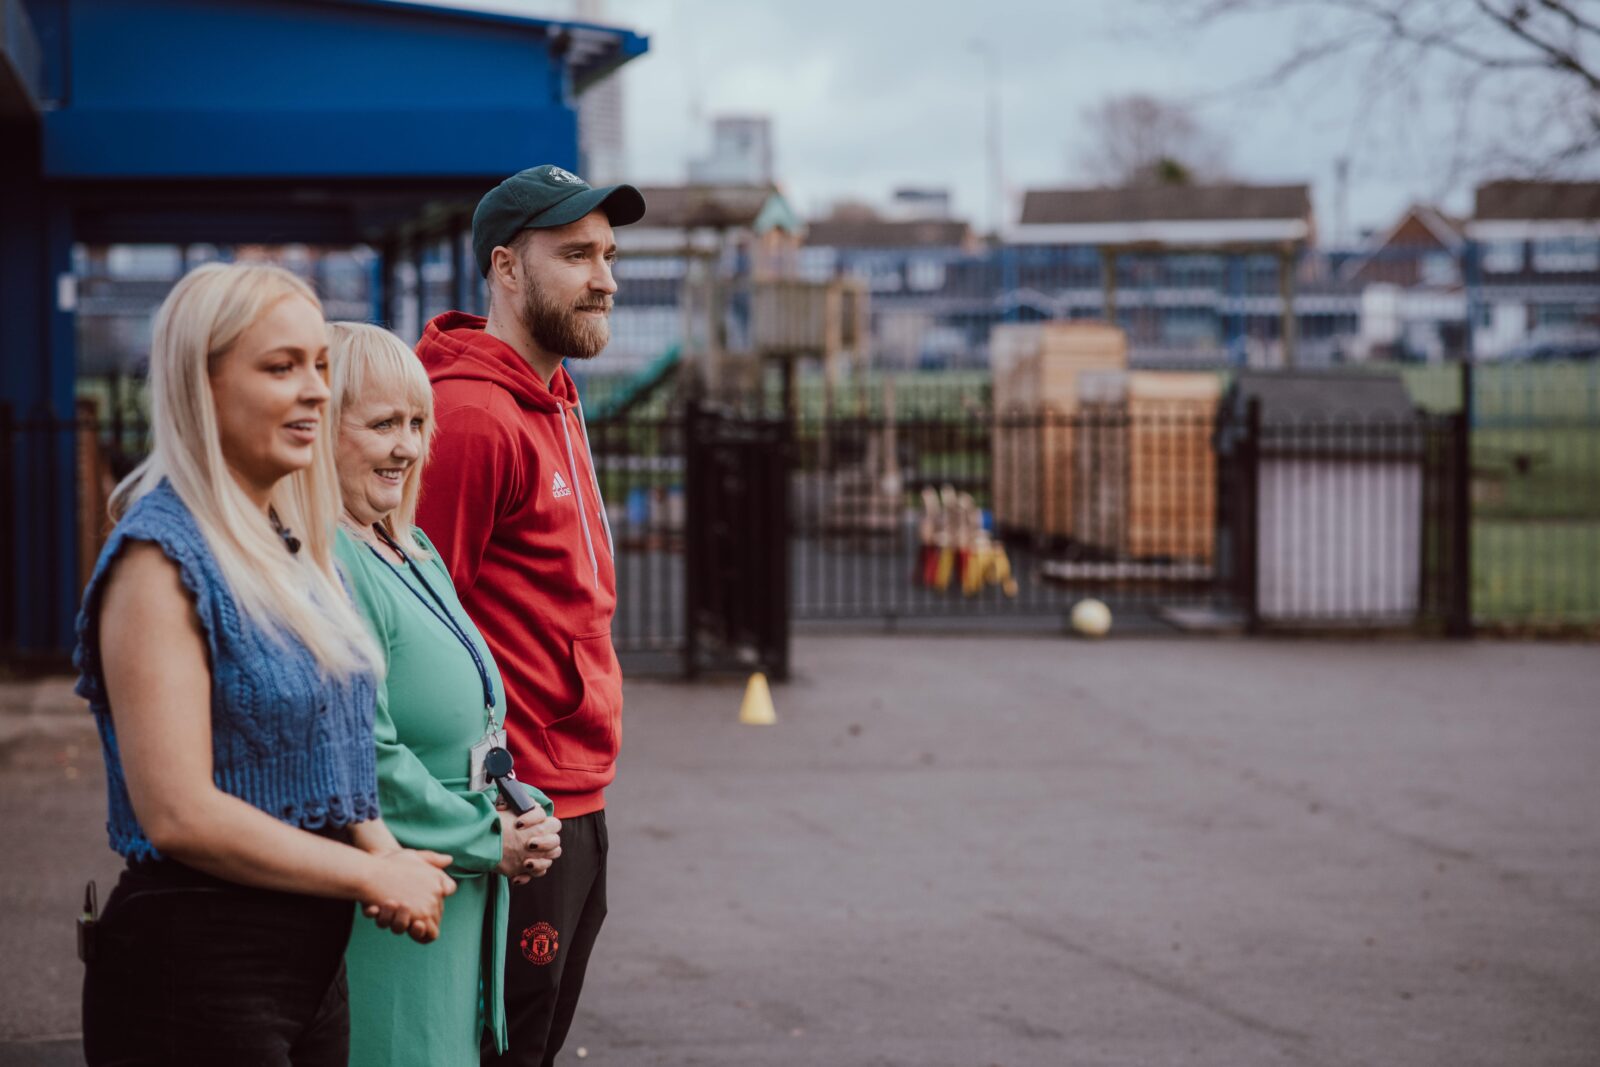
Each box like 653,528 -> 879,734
1071,598 -> 1112,638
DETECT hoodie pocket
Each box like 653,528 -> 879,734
540,631 -> 622,773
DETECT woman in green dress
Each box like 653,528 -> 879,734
328,322 -> 563,1065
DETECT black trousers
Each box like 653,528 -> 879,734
486,809 -> 608,1067
82,857 -> 354,1067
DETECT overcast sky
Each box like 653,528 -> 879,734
442,0 -> 1545,241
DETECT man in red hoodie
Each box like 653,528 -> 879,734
415,164 -> 645,1066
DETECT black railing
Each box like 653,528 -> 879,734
5,392 -> 1595,668
787,405 -> 1477,635
789,407 -> 1226,624
583,410 -> 688,665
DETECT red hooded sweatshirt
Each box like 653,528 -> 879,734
415,312 -> 620,819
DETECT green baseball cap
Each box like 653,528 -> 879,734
471,164 -> 647,276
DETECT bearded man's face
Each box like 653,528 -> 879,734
521,276 -> 612,361
515,210 -> 618,361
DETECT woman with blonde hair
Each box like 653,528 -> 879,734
76,263 -> 457,1066
328,321 -> 561,1066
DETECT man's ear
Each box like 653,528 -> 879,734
489,245 -> 521,294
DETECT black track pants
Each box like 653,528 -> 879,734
485,809 -> 608,1067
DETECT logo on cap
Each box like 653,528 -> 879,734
547,167 -> 585,185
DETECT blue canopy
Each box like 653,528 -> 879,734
0,0 -> 648,657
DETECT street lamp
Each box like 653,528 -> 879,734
969,39 -> 1004,239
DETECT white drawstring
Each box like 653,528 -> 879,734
573,400 -> 615,558
557,402 -> 601,589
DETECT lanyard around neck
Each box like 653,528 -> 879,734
363,524 -> 496,718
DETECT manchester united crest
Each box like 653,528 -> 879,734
520,921 -> 560,965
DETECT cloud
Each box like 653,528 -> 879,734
442,0 -> 1502,234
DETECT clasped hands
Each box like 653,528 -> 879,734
354,808 -> 559,944
497,807 -> 562,886
360,847 -> 457,943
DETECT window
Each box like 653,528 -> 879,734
871,268 -> 904,294
106,244 -> 183,280
1161,308 -> 1220,345
1420,252 -> 1459,287
906,257 -> 946,292
613,256 -> 687,281
1531,237 -> 1600,273
797,247 -> 837,282
1480,240 -> 1524,274
851,256 -> 903,293
1167,254 -> 1225,289
1533,303 -> 1580,329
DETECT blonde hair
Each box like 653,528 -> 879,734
326,322 -> 435,559
110,263 -> 382,677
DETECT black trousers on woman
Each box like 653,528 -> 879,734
82,856 -> 354,1067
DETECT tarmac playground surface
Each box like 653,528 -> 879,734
1,634 -> 1596,1066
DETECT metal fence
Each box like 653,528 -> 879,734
782,404 -> 1472,635
4,370 -> 1593,668
576,360 -> 1596,637
1396,362 -> 1600,629
581,411 -> 688,664
789,408 -> 1221,626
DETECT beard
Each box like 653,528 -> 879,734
521,285 -> 612,362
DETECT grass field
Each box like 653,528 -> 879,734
1474,520 -> 1600,623
1472,426 -> 1600,521
1404,360 -> 1600,421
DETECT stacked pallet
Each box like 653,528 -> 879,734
1126,372 -> 1220,563
1072,396 -> 1129,555
990,322 -> 1127,540
1075,372 -> 1221,563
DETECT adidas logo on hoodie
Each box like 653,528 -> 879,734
552,471 -> 573,499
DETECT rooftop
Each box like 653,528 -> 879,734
1012,183 -> 1313,249
1020,184 -> 1312,226
804,218 -> 972,249
1473,181 -> 1600,222
630,184 -> 796,231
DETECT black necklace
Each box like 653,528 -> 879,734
267,508 -> 301,555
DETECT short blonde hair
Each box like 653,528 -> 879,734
327,322 -> 435,559
110,263 -> 381,677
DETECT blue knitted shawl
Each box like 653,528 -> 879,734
74,481 -> 379,861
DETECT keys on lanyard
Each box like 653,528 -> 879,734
468,728 -> 507,793
485,745 -> 540,815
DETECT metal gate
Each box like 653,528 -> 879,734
1222,402 -> 1471,635
683,403 -> 791,679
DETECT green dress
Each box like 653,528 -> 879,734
338,527 -> 551,1066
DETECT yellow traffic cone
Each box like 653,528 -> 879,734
739,672 -> 777,725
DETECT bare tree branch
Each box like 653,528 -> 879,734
1075,94 -> 1232,186
1472,0 -> 1600,90
1151,0 -> 1600,180
1534,0 -> 1600,42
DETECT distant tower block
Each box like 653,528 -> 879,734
690,116 -> 775,187
575,0 -> 626,184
